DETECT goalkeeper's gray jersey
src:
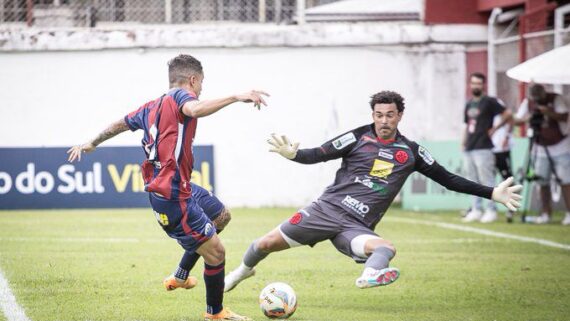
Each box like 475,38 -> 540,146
292,124 -> 493,229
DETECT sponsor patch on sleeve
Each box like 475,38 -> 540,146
418,146 -> 435,165
332,132 -> 357,150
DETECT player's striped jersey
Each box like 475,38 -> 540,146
124,88 -> 197,200
293,124 -> 494,228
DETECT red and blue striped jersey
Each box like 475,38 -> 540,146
124,88 -> 197,200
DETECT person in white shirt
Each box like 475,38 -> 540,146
491,115 -> 516,222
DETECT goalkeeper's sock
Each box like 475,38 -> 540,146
242,240 -> 269,270
364,246 -> 395,271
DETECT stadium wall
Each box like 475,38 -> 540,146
0,24 -> 486,208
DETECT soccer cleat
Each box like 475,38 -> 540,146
355,267 -> 400,289
534,213 -> 551,224
224,267 -> 255,292
479,209 -> 498,223
204,308 -> 252,321
562,213 -> 570,226
462,209 -> 482,223
163,275 -> 198,291
506,210 -> 515,223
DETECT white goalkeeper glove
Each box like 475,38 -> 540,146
491,177 -> 523,211
268,133 -> 300,160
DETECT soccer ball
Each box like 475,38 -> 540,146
258,282 -> 297,319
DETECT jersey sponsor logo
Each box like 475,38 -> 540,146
418,146 -> 434,165
395,150 -> 409,164
341,195 -> 370,217
332,132 -> 357,150
369,159 -> 394,178
289,212 -> 303,225
354,176 -> 388,195
378,149 -> 393,160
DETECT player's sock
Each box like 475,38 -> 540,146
204,261 -> 225,315
364,246 -> 395,271
242,240 -> 268,270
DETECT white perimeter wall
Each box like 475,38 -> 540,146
0,44 -> 467,207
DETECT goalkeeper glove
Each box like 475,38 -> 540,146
491,177 -> 523,211
268,133 -> 300,160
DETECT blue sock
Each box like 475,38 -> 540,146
204,261 -> 225,315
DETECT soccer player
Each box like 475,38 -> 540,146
224,91 -> 522,291
67,54 -> 268,321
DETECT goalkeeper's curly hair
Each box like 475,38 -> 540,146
369,91 -> 405,113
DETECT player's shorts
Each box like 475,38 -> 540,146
149,192 -> 216,253
191,183 -> 224,221
535,152 -> 570,186
279,201 -> 380,263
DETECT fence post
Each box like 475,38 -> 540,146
554,4 -> 570,94
297,0 -> 305,24
487,8 -> 501,97
259,0 -> 266,23
165,0 -> 172,23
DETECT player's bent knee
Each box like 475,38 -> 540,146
354,236 -> 395,258
257,229 -> 290,252
198,235 -> 226,265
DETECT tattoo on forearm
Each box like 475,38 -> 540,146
91,119 -> 129,146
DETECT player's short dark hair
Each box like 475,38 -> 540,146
470,72 -> 486,83
369,91 -> 405,113
168,54 -> 203,86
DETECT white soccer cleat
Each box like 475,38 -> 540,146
480,209 -> 498,223
562,213 -> 570,226
224,267 -> 256,292
355,267 -> 400,289
534,213 -> 551,224
462,209 -> 482,223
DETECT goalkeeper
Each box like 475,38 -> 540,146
225,91 -> 523,291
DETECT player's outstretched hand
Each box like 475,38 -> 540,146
67,142 -> 96,163
491,177 -> 523,211
235,90 -> 270,110
268,134 -> 299,160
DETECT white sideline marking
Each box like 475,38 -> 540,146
389,217 -> 570,251
0,268 -> 31,321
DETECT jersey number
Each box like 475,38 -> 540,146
154,211 -> 169,226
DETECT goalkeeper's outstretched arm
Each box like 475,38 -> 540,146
412,142 -> 522,211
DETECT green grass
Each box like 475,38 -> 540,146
0,208 -> 569,321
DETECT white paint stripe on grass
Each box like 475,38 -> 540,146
0,268 -> 31,321
389,217 -> 570,251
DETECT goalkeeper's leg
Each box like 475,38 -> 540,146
224,227 -> 290,292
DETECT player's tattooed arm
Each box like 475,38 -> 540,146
67,118 -> 129,162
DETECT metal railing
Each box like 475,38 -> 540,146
0,0 -> 339,27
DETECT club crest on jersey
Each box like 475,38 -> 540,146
418,146 -> 434,165
395,150 -> 408,164
289,212 -> 303,225
378,149 -> 393,160
369,159 -> 394,178
332,132 -> 357,150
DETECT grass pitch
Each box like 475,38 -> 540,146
0,208 -> 569,321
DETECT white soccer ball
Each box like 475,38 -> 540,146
258,282 -> 298,319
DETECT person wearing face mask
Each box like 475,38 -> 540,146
462,72 -> 513,223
